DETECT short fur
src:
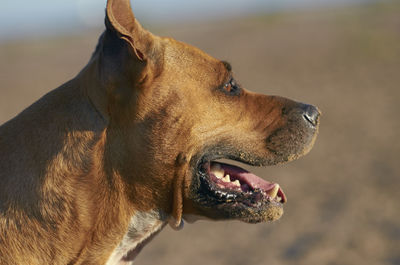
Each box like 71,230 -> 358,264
0,0 -> 319,264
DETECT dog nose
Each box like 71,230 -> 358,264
301,104 -> 320,127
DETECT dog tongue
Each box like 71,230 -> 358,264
218,163 -> 275,190
211,162 -> 287,202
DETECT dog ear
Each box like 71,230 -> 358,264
105,0 -> 152,61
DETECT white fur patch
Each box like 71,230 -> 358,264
105,210 -> 166,265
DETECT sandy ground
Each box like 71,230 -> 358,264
1,1 -> 399,265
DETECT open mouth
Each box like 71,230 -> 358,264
205,161 -> 286,204
191,155 -> 287,223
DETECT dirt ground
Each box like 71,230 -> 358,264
1,1 -> 399,265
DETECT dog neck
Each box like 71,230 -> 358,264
105,210 -> 168,265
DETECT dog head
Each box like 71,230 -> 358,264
89,0 -> 320,228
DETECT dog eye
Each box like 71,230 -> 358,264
223,79 -> 241,95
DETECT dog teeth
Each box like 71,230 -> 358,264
222,174 -> 231,182
232,180 -> 240,187
211,163 -> 224,179
267,184 -> 280,198
276,196 -> 282,202
226,194 -> 235,199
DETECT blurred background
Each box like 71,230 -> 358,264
1,0 -> 399,264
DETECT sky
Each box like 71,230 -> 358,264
0,0 -> 373,41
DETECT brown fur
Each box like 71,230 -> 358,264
0,0 -> 319,264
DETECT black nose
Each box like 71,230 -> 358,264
302,104 -> 320,126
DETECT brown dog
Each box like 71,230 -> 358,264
0,0 -> 320,264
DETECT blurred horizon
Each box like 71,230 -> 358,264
1,1 -> 399,264
1,0 -> 376,42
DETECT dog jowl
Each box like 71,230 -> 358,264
0,0 -> 320,264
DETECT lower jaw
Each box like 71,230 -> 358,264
191,195 -> 284,223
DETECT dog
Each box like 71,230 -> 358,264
0,0 -> 320,264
